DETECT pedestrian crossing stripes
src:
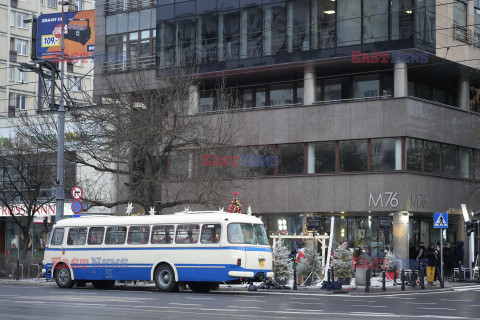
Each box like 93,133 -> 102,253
452,285 -> 480,292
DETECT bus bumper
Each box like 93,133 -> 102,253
228,271 -> 255,278
266,272 -> 274,278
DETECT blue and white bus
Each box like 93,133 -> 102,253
43,211 -> 273,292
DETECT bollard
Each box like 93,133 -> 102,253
331,267 -> 335,282
401,269 -> 405,291
393,267 -> 397,285
327,268 -> 331,290
365,268 -> 370,293
293,265 -> 298,290
16,259 -> 20,281
420,268 -> 425,290
382,271 -> 386,292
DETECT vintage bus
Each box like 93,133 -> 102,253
43,211 -> 273,292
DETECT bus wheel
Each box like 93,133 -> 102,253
154,264 -> 177,292
55,264 -> 74,289
92,280 -> 115,289
188,282 -> 211,293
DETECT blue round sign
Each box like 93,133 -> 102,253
72,201 -> 82,214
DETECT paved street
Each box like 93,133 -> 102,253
0,284 -> 480,319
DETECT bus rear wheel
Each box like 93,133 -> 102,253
154,264 -> 177,292
92,280 -> 115,289
55,264 -> 75,289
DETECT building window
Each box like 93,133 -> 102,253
8,67 -> 13,81
442,144 -> 457,177
459,148 -> 473,179
314,0 -> 336,49
40,0 -> 44,6
339,139 -> 367,172
10,12 -> 15,27
337,0 -> 361,46
278,143 -> 304,174
474,150 -> 480,179
222,12 -> 240,61
424,141 -> 440,174
47,0 -> 57,8
353,75 -> 379,98
199,15 -> 218,62
324,79 -> 342,101
454,0 -> 467,27
73,76 -> 82,91
16,94 -> 26,110
307,141 -> 335,173
106,30 -> 155,71
270,84 -> 294,106
371,138 -> 402,171
247,145 -> 276,176
75,0 -> 83,11
363,0 -> 388,43
16,68 -> 26,83
169,150 -> 193,180
405,138 -> 422,171
17,13 -> 27,29
65,75 -> 71,90
17,39 -> 27,56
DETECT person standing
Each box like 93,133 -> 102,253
457,241 -> 465,278
426,243 -> 437,286
444,242 -> 454,277
434,244 -> 441,282
416,242 -> 426,269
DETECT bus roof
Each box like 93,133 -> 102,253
53,211 -> 263,228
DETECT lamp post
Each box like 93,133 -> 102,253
55,1 -> 70,222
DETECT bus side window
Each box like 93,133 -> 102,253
200,224 -> 221,244
175,225 -> 199,244
50,228 -> 65,246
152,225 -> 175,244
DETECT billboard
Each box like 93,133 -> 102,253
37,10 -> 95,60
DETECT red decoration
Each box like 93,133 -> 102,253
227,192 -> 243,213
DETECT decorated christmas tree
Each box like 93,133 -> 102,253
227,192 -> 243,213
297,243 -> 322,284
272,240 -> 292,283
332,242 -> 353,279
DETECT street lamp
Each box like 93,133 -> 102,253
55,0 -> 70,222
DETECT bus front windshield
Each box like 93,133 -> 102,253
228,223 -> 269,245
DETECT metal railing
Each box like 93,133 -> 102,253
453,23 -> 472,44
105,0 -> 154,14
103,54 -> 155,72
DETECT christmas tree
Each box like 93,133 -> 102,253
332,242 -> 353,279
297,243 -> 322,284
227,192 -> 243,213
272,240 -> 292,283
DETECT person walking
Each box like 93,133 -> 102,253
426,243 -> 437,286
434,244 -> 441,283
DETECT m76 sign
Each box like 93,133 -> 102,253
369,192 -> 399,208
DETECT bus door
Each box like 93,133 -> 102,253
244,224 -> 271,273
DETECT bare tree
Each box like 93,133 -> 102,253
16,66 -> 245,214
0,136 -> 64,258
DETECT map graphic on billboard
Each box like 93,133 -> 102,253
37,10 -> 95,60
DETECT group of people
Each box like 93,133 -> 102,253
410,241 -> 464,286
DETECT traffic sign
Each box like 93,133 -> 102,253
72,201 -> 82,214
434,212 -> 448,229
72,186 -> 82,200
82,202 -> 88,211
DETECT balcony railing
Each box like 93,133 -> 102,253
105,0 -> 154,14
474,32 -> 480,49
10,0 -> 18,8
8,106 -> 15,118
9,50 -> 17,62
103,54 -> 155,72
453,24 -> 472,44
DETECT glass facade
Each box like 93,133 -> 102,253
156,0 -> 435,69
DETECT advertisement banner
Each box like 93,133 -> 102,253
37,10 -> 95,60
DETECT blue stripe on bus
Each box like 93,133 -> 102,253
45,262 -> 272,282
45,246 -> 271,252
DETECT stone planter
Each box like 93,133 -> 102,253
355,268 -> 367,286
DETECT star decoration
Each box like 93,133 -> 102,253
126,202 -> 134,216
149,207 -> 155,215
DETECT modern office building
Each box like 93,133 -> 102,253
0,0 -> 95,260
96,0 -> 480,265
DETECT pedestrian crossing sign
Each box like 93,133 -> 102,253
433,212 -> 448,228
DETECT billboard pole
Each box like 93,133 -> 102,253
55,1 -> 70,222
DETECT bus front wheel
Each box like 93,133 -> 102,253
55,264 -> 75,289
154,264 -> 178,292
